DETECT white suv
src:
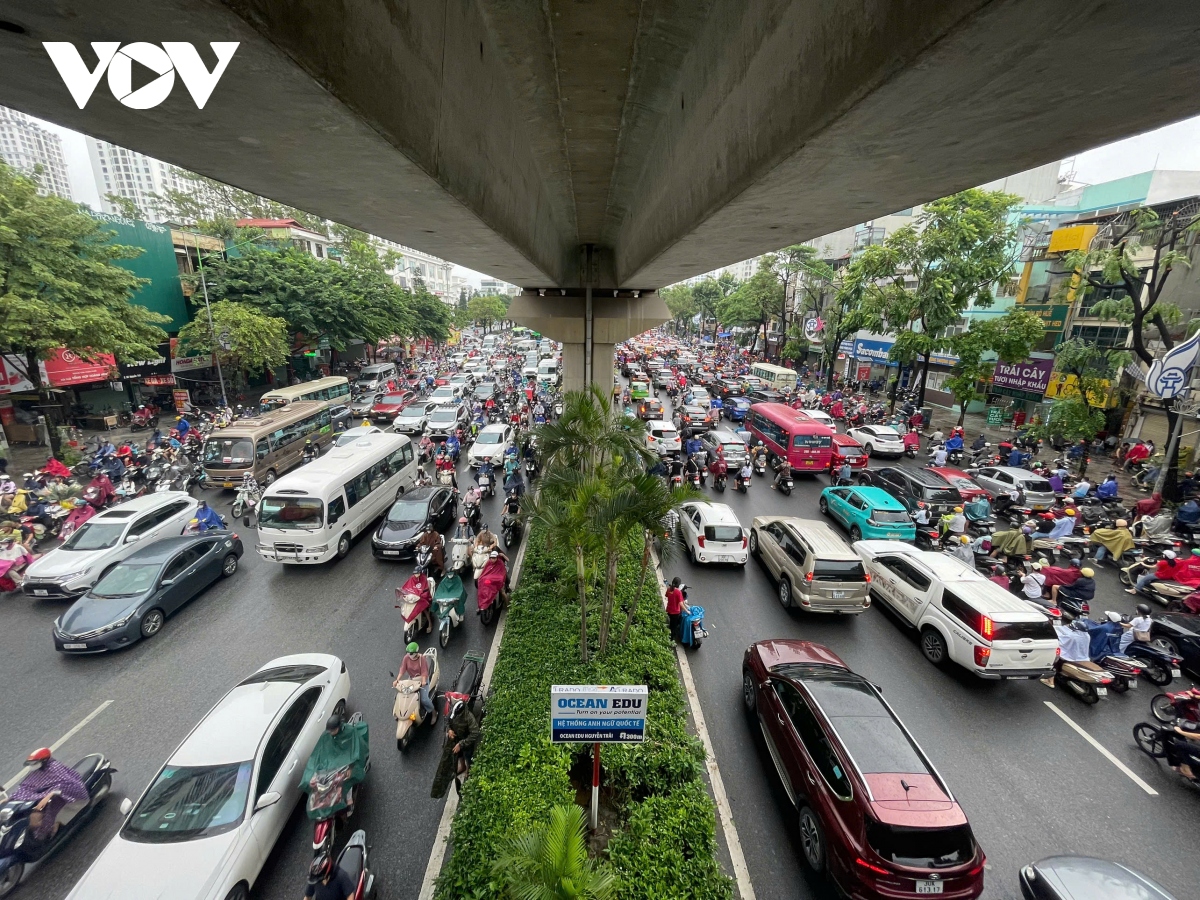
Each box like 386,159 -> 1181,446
645,420 -> 681,456
23,492 -> 199,600
853,541 -> 1058,679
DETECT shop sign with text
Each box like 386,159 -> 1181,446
991,358 -> 1054,394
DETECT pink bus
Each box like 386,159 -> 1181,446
746,403 -> 834,474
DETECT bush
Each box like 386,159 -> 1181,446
436,529 -> 732,900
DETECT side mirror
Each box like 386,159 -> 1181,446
254,791 -> 280,812
160,578 -> 175,587
125,534 -> 141,543
119,797 -> 133,816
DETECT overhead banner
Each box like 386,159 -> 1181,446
0,355 -> 35,394
118,341 -> 171,379
41,348 -> 117,387
170,336 -> 212,373
550,685 -> 647,744
991,358 -> 1054,395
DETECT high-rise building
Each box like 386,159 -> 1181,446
87,140 -> 196,221
0,106 -> 73,200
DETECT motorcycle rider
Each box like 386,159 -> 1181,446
1020,561 -> 1047,601
502,490 -> 521,519
1090,518 -> 1135,564
435,451 -> 458,490
944,431 -> 964,456
941,506 -> 967,541
684,452 -> 703,486
431,698 -> 480,798
305,850 -> 357,900
191,499 -> 224,532
948,535 -> 975,566
931,444 -> 948,467
749,441 -> 767,469
444,432 -> 461,463
771,454 -> 790,490
1051,566 -> 1095,606
708,448 -> 728,486
393,641 -> 434,721
417,522 -> 445,578
737,460 -> 753,490
474,458 -> 496,494
963,494 -> 991,523
1097,473 -> 1119,500
1126,549 -> 1181,595
10,748 -> 89,846
302,439 -> 318,464
912,501 -> 932,529
971,433 -> 987,452
992,486 -> 1025,518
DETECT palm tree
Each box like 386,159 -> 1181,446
492,804 -> 617,900
533,384 -> 651,479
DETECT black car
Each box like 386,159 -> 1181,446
747,389 -> 785,404
858,467 -> 964,515
372,485 -> 458,559
53,532 -> 244,653
638,398 -> 665,420
715,379 -> 744,402
673,405 -> 713,437
329,403 -> 353,434
1149,612 -> 1200,677
1019,856 -> 1176,900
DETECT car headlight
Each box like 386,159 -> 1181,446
62,569 -> 94,586
96,613 -> 135,635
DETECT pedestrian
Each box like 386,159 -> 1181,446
665,576 -> 689,641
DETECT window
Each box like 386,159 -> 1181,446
128,514 -> 160,538
879,557 -> 931,591
256,687 -> 320,799
328,496 -> 346,524
780,533 -> 807,566
846,492 -> 868,511
773,680 -> 852,800
940,589 -> 980,632
162,552 -> 192,582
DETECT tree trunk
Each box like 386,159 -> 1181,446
576,544 -> 589,663
597,542 -> 619,655
619,534 -> 652,645
25,350 -> 63,460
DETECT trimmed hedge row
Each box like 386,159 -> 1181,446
435,529 -> 733,899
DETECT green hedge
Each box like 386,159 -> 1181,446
436,530 -> 733,900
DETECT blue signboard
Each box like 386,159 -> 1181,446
852,338 -> 899,367
551,685 -> 647,743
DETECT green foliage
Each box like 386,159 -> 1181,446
410,278 -> 453,343
493,804 -> 617,900
150,167 -> 326,238
176,301 -> 289,376
1034,396 -> 1107,443
942,310 -> 1045,423
1025,338 -> 1124,444
435,527 -> 730,900
660,285 -> 697,334
717,270 -> 781,335
690,273 -> 738,341
468,294 -> 509,332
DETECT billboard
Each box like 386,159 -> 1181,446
550,685 -> 647,743
991,358 -> 1054,395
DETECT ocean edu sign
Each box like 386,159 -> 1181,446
550,685 -> 647,743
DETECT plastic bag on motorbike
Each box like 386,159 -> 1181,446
300,719 -> 369,820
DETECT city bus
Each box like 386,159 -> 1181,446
201,401 -> 335,488
750,362 -> 798,393
745,402 -> 834,474
256,432 -> 418,564
259,376 -> 351,413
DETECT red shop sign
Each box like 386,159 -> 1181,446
42,348 -> 117,387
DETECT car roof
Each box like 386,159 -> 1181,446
95,492 -> 190,519
709,429 -> 744,442
171,680 -> 300,766
686,502 -> 741,525
1029,857 -> 1177,900
478,423 -> 509,435
753,638 -> 849,670
341,426 -> 382,437
123,534 -> 224,564
848,486 -> 907,510
757,516 -> 859,559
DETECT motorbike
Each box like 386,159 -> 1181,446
82,474 -> 114,510
305,711 -> 369,858
392,648 -> 440,750
463,496 -> 483,534
477,469 -> 495,499
752,455 -> 767,477
476,552 -> 508,626
1119,558 -> 1195,610
680,602 -> 707,649
1050,621 -> 1116,704
0,756 -> 117,896
1078,617 -> 1144,693
713,470 -> 727,492
397,562 -> 435,645
1133,721 -> 1200,787
448,519 -> 474,575
232,482 -> 262,526
129,407 -> 159,430
501,511 -> 522,549
330,829 -> 375,899
734,471 -> 750,493
524,457 -> 538,481
437,464 -> 455,487
1150,686 -> 1200,724
0,540 -> 33,593
776,470 -> 794,496
1123,640 -> 1183,687
433,572 -> 468,649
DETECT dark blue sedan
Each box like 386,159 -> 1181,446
53,532 -> 244,653
722,396 -> 752,422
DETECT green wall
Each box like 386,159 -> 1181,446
89,212 -> 189,331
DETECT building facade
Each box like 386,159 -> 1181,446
0,106 -> 73,200
87,140 -> 198,222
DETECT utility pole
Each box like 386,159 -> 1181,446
188,232 -> 230,411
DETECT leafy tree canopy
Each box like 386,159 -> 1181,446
176,301 -> 289,377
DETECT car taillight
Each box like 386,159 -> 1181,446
855,857 -> 890,876
232,533 -> 239,541
979,616 -> 994,640
974,645 -> 991,667
863,572 -> 871,583
742,534 -> 748,549
697,535 -> 705,547
805,572 -> 814,582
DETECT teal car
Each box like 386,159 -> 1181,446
818,485 -> 916,542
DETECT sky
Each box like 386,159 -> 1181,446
27,110 -> 1200,285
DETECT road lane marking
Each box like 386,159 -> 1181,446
418,520 -> 527,900
1043,701 -> 1158,796
3,700 -> 113,790
655,558 -> 757,900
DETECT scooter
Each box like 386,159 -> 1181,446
476,552 -> 508,626
735,471 -> 750,493
231,482 -> 261,525
1133,721 -> 1200,787
392,648 -> 440,750
713,471 -> 727,492
331,829 -> 375,899
58,503 -> 95,543
433,572 -> 467,649
1150,686 -> 1200,724
477,469 -> 495,499
1049,621 -> 1116,704
501,511 -> 522,549
396,555 -> 435,645
0,754 -> 116,897
680,603 -> 707,649
752,455 -> 767,478
1119,558 -> 1195,610
308,712 -> 369,858
448,518 -> 474,575
776,471 -> 794,496
1123,640 -> 1183,687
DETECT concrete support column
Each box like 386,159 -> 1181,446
508,291 -> 668,393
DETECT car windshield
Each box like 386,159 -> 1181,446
839,445 -> 864,458
122,761 -> 253,843
378,395 -> 406,406
871,509 -> 912,525
61,522 -> 126,552
398,409 -> 425,420
431,389 -> 455,400
258,497 -> 323,530
203,438 -> 254,466
91,563 -> 159,598
429,410 -> 458,425
387,499 -> 428,524
476,432 -> 505,444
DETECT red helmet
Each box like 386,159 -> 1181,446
25,747 -> 51,765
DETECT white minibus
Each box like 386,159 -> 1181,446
255,432 -> 418,564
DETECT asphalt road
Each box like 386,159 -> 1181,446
0,453 -> 507,900
652,396 -> 1198,900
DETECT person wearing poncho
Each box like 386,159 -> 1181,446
1090,519 -> 1135,562
989,527 -> 1033,559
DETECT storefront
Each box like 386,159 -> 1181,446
118,342 -> 177,411
988,357 -> 1055,425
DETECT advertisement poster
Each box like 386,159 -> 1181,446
550,685 -> 647,743
172,389 -> 191,412
991,358 -> 1055,395
41,348 -> 117,387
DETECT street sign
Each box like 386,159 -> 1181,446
550,685 -> 646,743
218,329 -> 232,351
1147,331 -> 1200,400
987,406 -> 1003,426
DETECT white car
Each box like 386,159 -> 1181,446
521,365 -> 538,380
677,502 -> 748,566
645,420 -> 681,456
853,541 -> 1058,679
687,387 -> 711,409
846,425 -> 905,457
66,654 -> 352,900
428,385 -> 462,405
335,424 -> 383,446
22,493 -> 198,601
393,400 -> 439,434
803,409 -> 836,429
468,423 -> 515,467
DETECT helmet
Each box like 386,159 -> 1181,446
1064,508 -> 1076,517
309,851 -> 332,882
960,536 -> 970,545
954,507 -> 963,514
1106,610 -> 1122,624
406,641 -> 419,653
1164,550 -> 1177,560
757,441 -> 763,447
25,747 -> 51,767
1080,567 -> 1095,578
459,516 -> 468,524
1021,525 -> 1032,534
1116,519 -> 1128,528
325,713 -> 342,734
1031,561 -> 1043,570
1136,603 -> 1151,616
916,501 -> 926,509
489,549 -> 498,558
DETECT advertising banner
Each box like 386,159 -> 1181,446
0,355 -> 35,394
118,342 -> 171,379
856,365 -> 872,381
170,337 -> 212,373
172,389 -> 191,412
550,685 -> 647,743
41,348 -> 117,387
991,358 -> 1054,395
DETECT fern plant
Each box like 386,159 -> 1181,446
492,804 -> 617,900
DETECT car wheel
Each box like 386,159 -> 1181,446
749,530 -> 759,557
333,698 -> 346,720
336,532 -> 352,560
920,627 -> 948,667
798,806 -> 826,874
742,669 -> 756,716
0,861 -> 24,898
850,526 -> 862,542
1151,636 -> 1182,657
818,497 -> 829,515
263,470 -> 276,486
864,444 -> 874,457
222,885 -> 249,900
221,553 -> 239,577
140,609 -> 165,639
779,576 -> 792,608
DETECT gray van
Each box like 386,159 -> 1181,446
355,362 -> 398,393
749,517 -> 871,613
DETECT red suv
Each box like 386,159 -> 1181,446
743,639 -> 985,898
369,391 -> 413,423
830,433 -> 869,472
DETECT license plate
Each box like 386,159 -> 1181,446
382,550 -> 400,556
832,591 -> 845,599
886,533 -> 902,539
916,882 -> 943,895
63,643 -> 87,650
1096,687 -> 1108,696
802,460 -> 813,466
1172,668 -> 1182,678
32,589 -> 48,596
223,481 -> 233,488
1128,679 -> 1138,689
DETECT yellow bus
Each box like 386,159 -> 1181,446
201,401 -> 335,488
259,376 -> 351,413
750,362 -> 798,393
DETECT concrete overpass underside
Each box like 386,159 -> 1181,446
3,1 -> 1200,386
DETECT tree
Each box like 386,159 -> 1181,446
1064,205 -> 1198,497
942,310 -> 1045,425
763,245 -> 823,359
854,189 -> 1024,407
785,259 -> 859,389
410,278 -> 452,343
690,276 -> 733,343
1026,338 -> 1125,445
176,301 -> 289,385
717,270 -> 782,354
151,167 -> 326,237
103,193 -> 141,219
492,804 -> 617,900
467,294 -> 508,333
0,161 -> 169,456
660,284 -> 697,335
